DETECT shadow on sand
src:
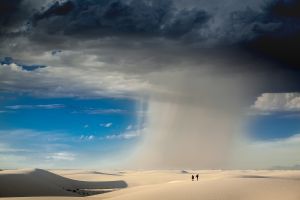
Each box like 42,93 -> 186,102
238,175 -> 270,179
0,169 -> 127,197
237,174 -> 300,181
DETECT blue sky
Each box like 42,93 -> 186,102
247,112 -> 300,140
0,92 -> 145,168
0,93 -> 138,133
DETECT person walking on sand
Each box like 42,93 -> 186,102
196,174 -> 199,181
192,175 -> 194,181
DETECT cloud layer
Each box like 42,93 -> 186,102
253,93 -> 300,111
31,0 -> 210,39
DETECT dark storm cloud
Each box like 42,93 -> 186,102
33,0 -> 75,20
2,0 -> 300,49
0,0 -> 23,25
26,0 -> 300,69
0,0 -> 23,32
230,0 -> 300,68
0,0 -> 37,34
30,0 -> 210,39
0,0 -> 300,98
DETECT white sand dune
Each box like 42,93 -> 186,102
1,169 -> 300,200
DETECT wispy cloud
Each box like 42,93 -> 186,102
84,124 -> 89,128
72,109 -> 127,115
46,152 -> 76,161
84,109 -> 126,115
79,135 -> 95,141
0,129 -> 62,139
0,129 -> 75,168
100,123 -> 113,128
5,104 -> 65,110
105,130 -> 141,140
126,125 -> 133,130
0,143 -> 30,153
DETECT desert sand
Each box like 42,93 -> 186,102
1,169 -> 300,200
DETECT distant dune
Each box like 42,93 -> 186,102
1,169 -> 300,200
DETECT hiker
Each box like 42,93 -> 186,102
196,174 -> 199,181
192,175 -> 194,181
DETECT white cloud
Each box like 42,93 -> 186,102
36,104 -> 65,109
6,104 -> 64,110
252,93 -> 300,112
1,63 -> 23,72
0,143 -> 29,153
0,61 -> 150,98
100,122 -> 113,128
79,135 -> 95,141
85,109 -> 126,115
0,129 -> 67,141
126,125 -> 133,130
88,135 -> 94,140
105,130 -> 141,140
46,152 -> 76,161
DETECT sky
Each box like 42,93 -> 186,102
1,0 -> 300,169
